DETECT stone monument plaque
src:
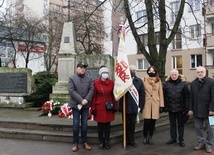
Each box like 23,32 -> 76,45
0,73 -> 27,93
86,68 -> 99,82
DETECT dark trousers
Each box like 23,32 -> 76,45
126,114 -> 137,143
168,111 -> 184,142
143,119 -> 156,137
97,122 -> 111,143
72,108 -> 89,144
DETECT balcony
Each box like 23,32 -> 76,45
206,34 -> 214,50
206,5 -> 214,20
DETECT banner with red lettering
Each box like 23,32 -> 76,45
113,25 -> 132,101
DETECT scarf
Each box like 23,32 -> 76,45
146,75 -> 157,90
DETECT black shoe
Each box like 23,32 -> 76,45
99,143 -> 104,149
128,142 -> 137,147
179,141 -> 185,147
148,136 -> 153,145
166,139 -> 177,144
143,137 -> 148,145
105,141 -> 110,149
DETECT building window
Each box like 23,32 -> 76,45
213,54 -> 214,65
136,11 -> 143,23
190,54 -> 202,68
189,0 -> 200,11
172,29 -> 182,49
190,24 -> 201,39
154,7 -> 159,19
136,10 -> 147,23
212,23 -> 214,36
208,0 -> 214,5
171,1 -> 180,23
140,32 -> 160,47
137,59 -> 149,70
142,10 -> 147,22
141,34 -> 148,46
172,56 -> 183,74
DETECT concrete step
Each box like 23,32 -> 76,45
0,114 -> 173,144
0,102 -> 34,109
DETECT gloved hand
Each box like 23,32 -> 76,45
159,107 -> 164,113
91,110 -> 96,117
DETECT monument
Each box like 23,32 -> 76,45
50,22 -> 115,103
50,22 -> 76,103
0,68 -> 34,108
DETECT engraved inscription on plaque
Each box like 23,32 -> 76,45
64,36 -> 70,43
0,73 -> 27,93
85,68 -> 99,82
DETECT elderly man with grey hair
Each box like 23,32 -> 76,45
163,69 -> 189,147
189,66 -> 214,153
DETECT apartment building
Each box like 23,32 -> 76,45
103,0 -> 214,82
0,0 -> 48,74
2,0 -> 104,73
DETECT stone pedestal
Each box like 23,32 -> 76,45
50,22 -> 76,103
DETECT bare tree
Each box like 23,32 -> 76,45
0,5 -> 46,69
72,0 -> 106,54
45,10 -> 66,72
122,0 -> 187,79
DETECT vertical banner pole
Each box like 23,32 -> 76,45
123,96 -> 126,149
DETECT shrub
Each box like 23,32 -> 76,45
25,71 -> 58,107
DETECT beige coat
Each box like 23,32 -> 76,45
142,76 -> 164,119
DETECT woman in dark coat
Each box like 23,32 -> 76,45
91,67 -> 118,149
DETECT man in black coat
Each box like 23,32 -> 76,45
189,66 -> 214,153
119,65 -> 145,147
163,69 -> 189,147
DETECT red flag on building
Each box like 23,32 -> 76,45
113,25 -> 132,101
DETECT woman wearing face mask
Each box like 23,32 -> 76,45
91,66 -> 118,149
141,66 -> 164,145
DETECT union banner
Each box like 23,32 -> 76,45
113,25 -> 132,101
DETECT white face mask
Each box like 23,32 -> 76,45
102,73 -> 109,79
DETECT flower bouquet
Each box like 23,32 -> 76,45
58,103 -> 73,119
40,100 -> 62,117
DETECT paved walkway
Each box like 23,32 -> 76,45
0,123 -> 213,155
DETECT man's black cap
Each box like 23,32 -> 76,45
76,62 -> 88,68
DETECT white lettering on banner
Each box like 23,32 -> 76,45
129,85 -> 139,106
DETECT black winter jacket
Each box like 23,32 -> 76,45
163,75 -> 189,113
119,76 -> 145,114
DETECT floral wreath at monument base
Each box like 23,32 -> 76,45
40,100 -> 94,121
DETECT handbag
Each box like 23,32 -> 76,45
100,84 -> 114,111
105,101 -> 114,111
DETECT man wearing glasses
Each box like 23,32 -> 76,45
189,66 -> 214,153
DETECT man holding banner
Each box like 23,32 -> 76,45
113,25 -> 134,148
119,65 -> 145,147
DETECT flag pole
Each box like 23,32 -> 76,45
123,95 -> 126,149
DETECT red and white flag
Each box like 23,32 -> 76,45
113,25 -> 132,101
